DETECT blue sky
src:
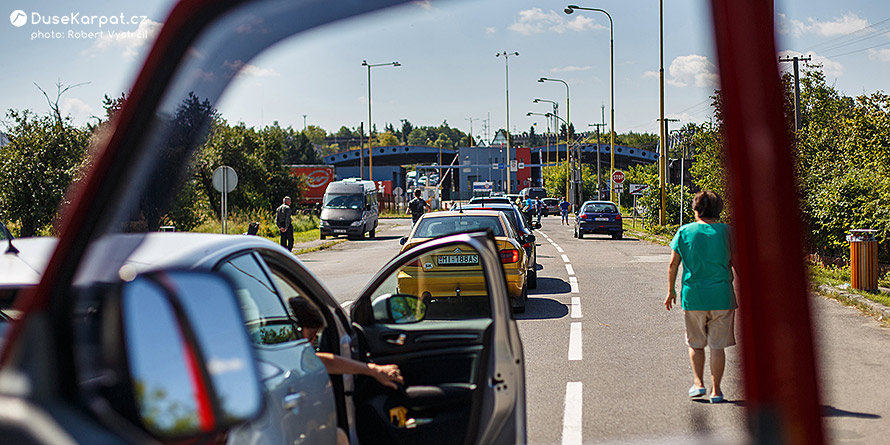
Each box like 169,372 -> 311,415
2,0 -> 888,142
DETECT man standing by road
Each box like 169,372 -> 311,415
559,197 -> 570,225
406,189 -> 431,225
276,196 -> 294,252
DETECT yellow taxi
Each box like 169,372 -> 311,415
397,210 -> 529,312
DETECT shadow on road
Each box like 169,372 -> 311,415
532,277 -> 571,295
822,405 -> 881,419
515,297 -> 569,320
342,235 -> 403,241
578,235 -> 639,242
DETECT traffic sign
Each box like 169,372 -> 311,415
615,183 -> 624,193
612,170 -> 625,184
212,166 -> 238,192
629,183 -> 649,195
510,160 -> 518,172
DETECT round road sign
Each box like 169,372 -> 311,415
212,166 -> 238,193
612,170 -> 626,184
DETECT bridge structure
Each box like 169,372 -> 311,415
322,143 -> 659,199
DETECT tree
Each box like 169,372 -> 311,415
377,131 -> 399,147
400,119 -> 413,144
302,124 -> 326,145
527,125 -> 542,147
0,109 -> 89,236
407,128 -> 428,145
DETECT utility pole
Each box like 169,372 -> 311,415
779,55 -> 811,131
658,118 -> 680,184
589,122 -> 606,200
658,0 -> 666,225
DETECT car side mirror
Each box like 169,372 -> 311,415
371,293 -> 426,324
526,234 -> 536,244
117,270 -> 263,440
399,236 -> 408,245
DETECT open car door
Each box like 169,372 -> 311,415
350,232 -> 526,445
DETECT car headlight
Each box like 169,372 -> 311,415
350,220 -> 363,227
320,220 -> 329,227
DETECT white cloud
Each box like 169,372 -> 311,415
777,12 -> 868,37
642,71 -> 658,79
88,19 -> 163,58
778,50 -> 844,77
667,54 -> 718,88
550,65 -> 591,73
485,27 -> 496,34
223,60 -> 281,78
60,97 -> 94,123
413,1 -> 433,11
508,8 -> 602,35
868,48 -> 890,62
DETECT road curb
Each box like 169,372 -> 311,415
818,284 -> 890,321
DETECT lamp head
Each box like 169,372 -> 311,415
526,112 -> 532,116
564,7 -> 574,14
538,78 -> 546,82
362,60 -> 368,66
393,62 -> 401,66
533,99 -> 540,103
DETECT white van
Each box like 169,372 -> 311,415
319,179 -> 379,239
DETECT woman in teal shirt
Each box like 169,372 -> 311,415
665,191 -> 736,403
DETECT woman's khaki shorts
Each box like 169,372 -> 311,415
685,309 -> 736,349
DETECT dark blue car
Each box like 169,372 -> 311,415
574,201 -> 623,239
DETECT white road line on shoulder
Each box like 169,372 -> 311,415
556,246 -> 564,253
340,301 -> 353,308
562,382 -> 583,445
568,322 -> 583,360
565,264 -> 575,276
561,254 -> 570,263
569,277 -> 579,293
571,297 -> 582,318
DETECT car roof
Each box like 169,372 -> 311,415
582,201 -> 618,206
0,238 -> 58,288
420,210 -> 503,219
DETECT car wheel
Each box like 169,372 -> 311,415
369,228 -> 375,238
578,229 -> 584,239
514,284 -> 528,314
573,227 -> 578,238
616,231 -> 623,240
528,268 -> 537,289
320,234 -> 326,240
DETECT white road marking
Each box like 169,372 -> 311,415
562,382 -> 583,445
568,322 -> 583,360
570,277 -> 579,293
561,254 -> 570,263
571,297 -> 582,318
340,301 -> 353,308
556,246 -> 564,253
565,264 -> 575,276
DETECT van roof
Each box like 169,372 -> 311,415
325,179 -> 376,193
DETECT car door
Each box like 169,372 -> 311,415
214,252 -> 336,444
349,232 -> 525,445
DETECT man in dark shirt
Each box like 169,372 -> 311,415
406,189 -> 431,225
276,196 -> 294,251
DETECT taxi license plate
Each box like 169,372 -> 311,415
437,254 -> 479,265
594,217 -> 609,221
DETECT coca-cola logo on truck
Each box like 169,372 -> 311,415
306,169 -> 332,188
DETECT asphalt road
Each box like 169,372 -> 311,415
297,216 -> 890,444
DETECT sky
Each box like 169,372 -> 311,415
2,0 -> 888,143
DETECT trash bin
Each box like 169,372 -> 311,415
848,229 -> 879,292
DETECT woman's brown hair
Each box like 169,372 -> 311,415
692,190 -> 723,219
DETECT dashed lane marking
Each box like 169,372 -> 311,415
561,254 -> 570,263
556,246 -> 564,253
565,264 -> 575,276
568,322 -> 583,360
562,382 -> 583,445
569,277 -> 579,293
340,301 -> 353,308
571,297 -> 582,318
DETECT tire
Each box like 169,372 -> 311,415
514,284 -> 528,314
616,231 -> 623,240
578,230 -> 584,239
528,268 -> 537,289
573,227 -> 578,238
369,228 -> 376,238
320,234 -> 326,240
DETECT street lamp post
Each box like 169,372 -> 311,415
496,51 -> 519,194
528,111 -> 552,187
362,59 -> 400,182
539,77 -> 574,206
538,112 -> 571,204
533,98 -> 559,164
564,5 -> 614,202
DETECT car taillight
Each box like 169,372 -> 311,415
615,214 -> 622,220
500,249 -> 519,264
579,214 -> 588,220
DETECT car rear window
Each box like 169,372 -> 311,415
414,216 -> 505,238
584,203 -> 618,213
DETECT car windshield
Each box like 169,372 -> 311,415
323,194 -> 362,210
584,203 -> 618,214
414,216 -> 505,238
